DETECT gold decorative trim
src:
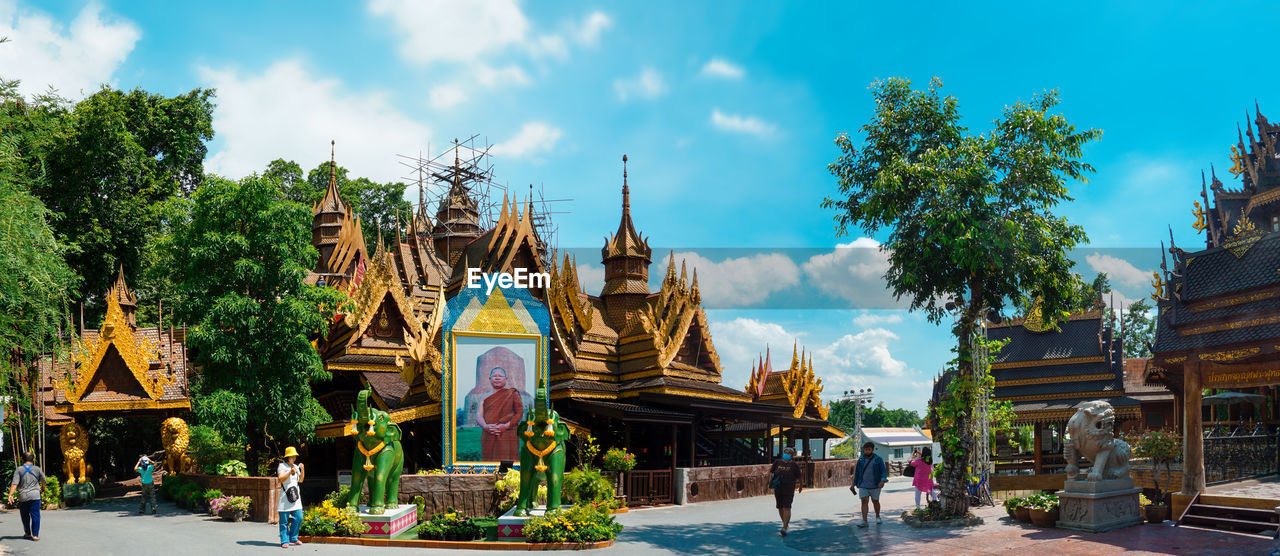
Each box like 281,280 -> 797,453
387,403 -> 441,423
1187,288 -> 1280,312
550,390 -> 616,400
995,373 -> 1116,387
618,368 -> 710,382
1162,356 -> 1188,364
619,386 -> 750,403
990,356 -> 1105,370
344,347 -> 411,356
59,399 -> 190,412
996,390 -> 1119,403
1179,315 -> 1280,336
60,283 -> 168,402
618,349 -> 661,362
1198,347 -> 1262,362
326,363 -> 401,373
1011,405 -> 1141,423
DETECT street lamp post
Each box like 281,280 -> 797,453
841,387 -> 875,445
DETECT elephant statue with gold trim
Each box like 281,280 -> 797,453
346,388 -> 404,514
512,379 -> 569,517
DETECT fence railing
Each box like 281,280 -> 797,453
1204,429 -> 1279,485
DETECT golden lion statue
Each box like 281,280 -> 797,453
1064,400 -> 1131,482
161,417 -> 190,475
60,422 -> 92,483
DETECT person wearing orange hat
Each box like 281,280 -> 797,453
276,447 -> 305,548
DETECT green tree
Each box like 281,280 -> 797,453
823,77 -> 1098,515
828,400 -> 923,433
1120,298 -> 1156,357
265,159 -> 306,203
170,174 -> 343,471
303,161 -> 411,251
10,86 -> 214,307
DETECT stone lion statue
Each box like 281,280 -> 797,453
1064,400 -> 1131,482
161,417 -> 190,475
60,422 -> 92,483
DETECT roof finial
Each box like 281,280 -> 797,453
622,154 -> 630,215
328,140 -> 338,191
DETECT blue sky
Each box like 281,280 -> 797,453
4,0 -> 1279,414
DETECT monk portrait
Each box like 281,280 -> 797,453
477,367 -> 523,461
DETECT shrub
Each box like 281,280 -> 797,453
42,476 -> 62,508
413,495 -> 426,522
209,495 -> 251,514
1132,429 -> 1180,506
601,448 -> 636,473
1139,493 -> 1151,507
1025,492 -> 1059,512
160,474 -> 188,501
1002,496 -> 1025,516
203,488 -> 224,503
188,425 -> 244,474
524,502 -> 622,543
325,485 -> 351,509
563,467 -> 616,507
416,507 -> 484,541
216,460 -> 248,477
300,500 -> 369,537
496,468 -> 545,512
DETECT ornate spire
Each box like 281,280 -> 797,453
314,140 -> 346,215
112,265 -> 138,327
601,154 -> 653,299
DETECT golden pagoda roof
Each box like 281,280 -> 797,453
602,155 -> 652,263
746,343 -> 830,420
313,141 -> 346,216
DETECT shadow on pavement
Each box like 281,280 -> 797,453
236,540 -> 282,547
622,519 -> 864,555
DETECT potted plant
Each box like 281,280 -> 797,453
1026,492 -> 1059,527
1133,429 -> 1180,524
602,447 -> 637,503
210,495 -> 251,522
1002,496 -> 1025,519
1013,497 -> 1033,523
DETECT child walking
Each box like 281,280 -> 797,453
910,446 -> 936,508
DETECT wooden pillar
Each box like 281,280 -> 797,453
670,424 -> 677,470
1033,421 -> 1043,475
1182,362 -> 1206,494
804,430 -> 811,458
693,420 -> 700,467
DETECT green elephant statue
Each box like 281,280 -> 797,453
513,379 -> 570,517
347,388 -> 404,514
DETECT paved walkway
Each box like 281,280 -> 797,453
0,478 -> 1272,554
1209,474 -> 1280,500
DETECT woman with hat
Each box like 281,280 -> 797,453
276,447 -> 305,548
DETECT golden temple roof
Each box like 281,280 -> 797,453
602,155 -> 652,263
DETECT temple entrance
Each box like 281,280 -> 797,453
625,470 -> 674,506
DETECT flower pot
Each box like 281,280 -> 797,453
1014,507 -> 1032,523
1144,505 -> 1168,524
1029,508 -> 1059,527
219,509 -> 247,522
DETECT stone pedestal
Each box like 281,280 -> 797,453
356,504 -> 416,539
1056,478 -> 1143,532
496,505 -> 570,542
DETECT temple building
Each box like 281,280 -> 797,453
1148,107 -> 1280,500
983,299 -> 1138,475
304,147 -> 841,497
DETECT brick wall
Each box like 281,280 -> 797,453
681,459 -> 857,504
397,474 -> 499,517
186,474 -> 280,524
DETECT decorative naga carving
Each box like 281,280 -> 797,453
1064,400 -> 1132,482
161,417 -> 190,475
347,388 -> 404,514
60,422 -> 92,483
513,379 -> 569,517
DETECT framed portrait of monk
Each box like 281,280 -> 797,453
448,331 -> 541,465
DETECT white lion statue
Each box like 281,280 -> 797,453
1064,400 -> 1131,482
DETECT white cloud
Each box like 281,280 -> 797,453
852,312 -> 904,328
527,34 -> 568,60
428,84 -> 467,109
802,239 -> 909,310
613,68 -> 666,101
490,121 -> 564,160
708,317 -> 913,402
199,59 -> 430,184
813,328 -> 909,378
367,0 -> 529,64
1085,252 -> 1151,289
661,251 -> 801,308
0,0 -> 140,99
475,64 -> 531,87
575,262 -> 604,295
710,109 -> 776,138
700,57 -> 744,80
709,317 -> 800,390
573,11 -> 612,45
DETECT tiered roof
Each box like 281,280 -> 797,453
1149,107 -> 1280,384
41,270 -> 191,416
986,305 -> 1137,424
745,345 -> 830,420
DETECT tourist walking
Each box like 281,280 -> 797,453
7,452 -> 46,541
136,455 -> 157,514
770,447 -> 804,537
910,446 -> 936,508
277,447 -> 305,548
851,441 -> 886,528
